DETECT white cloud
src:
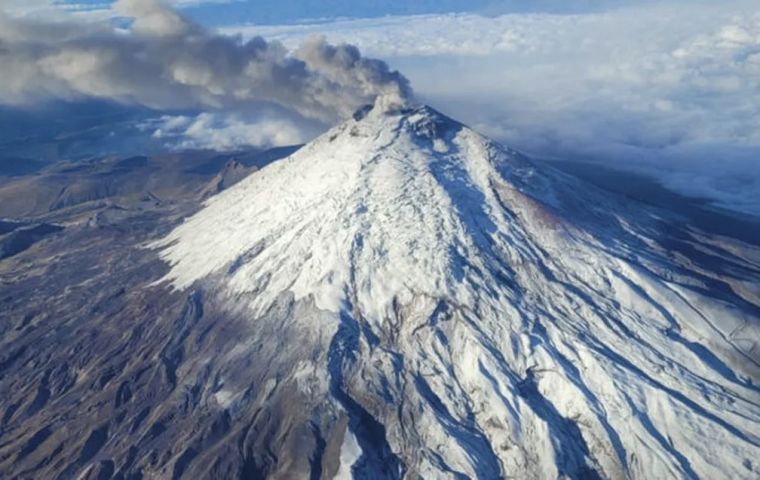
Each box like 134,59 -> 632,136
147,112 -> 310,151
226,3 -> 760,215
2,1 -> 758,214
168,0 -> 241,5
2,0 -> 110,19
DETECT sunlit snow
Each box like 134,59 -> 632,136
154,103 -> 760,479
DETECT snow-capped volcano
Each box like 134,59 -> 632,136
154,104 -> 760,479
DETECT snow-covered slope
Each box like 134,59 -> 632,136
154,104 -> 760,479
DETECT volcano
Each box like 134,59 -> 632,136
152,104 -> 760,479
1,103 -> 758,480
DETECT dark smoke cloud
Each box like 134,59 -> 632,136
0,0 -> 411,123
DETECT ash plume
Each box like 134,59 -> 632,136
0,0 -> 412,122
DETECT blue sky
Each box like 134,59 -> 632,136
55,0 -> 674,25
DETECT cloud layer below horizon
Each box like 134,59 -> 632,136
2,1 -> 759,215
231,3 -> 760,215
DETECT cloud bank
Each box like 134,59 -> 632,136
0,0 -> 410,124
230,3 -> 760,215
2,1 -> 758,215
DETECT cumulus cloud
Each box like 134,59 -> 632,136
146,112 -> 313,151
230,3 -> 760,215
0,0 -> 411,123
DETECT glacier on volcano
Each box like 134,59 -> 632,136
154,102 -> 760,479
